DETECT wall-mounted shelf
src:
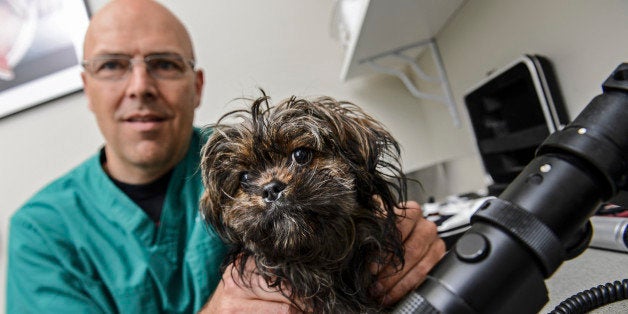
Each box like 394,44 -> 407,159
335,0 -> 466,127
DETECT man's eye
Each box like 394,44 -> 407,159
149,59 -> 184,72
97,60 -> 127,72
291,148 -> 312,165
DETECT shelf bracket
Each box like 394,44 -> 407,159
361,39 -> 460,127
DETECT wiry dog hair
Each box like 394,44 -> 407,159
200,91 -> 409,313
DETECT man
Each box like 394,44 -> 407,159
7,0 -> 445,312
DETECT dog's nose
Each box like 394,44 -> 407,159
262,180 -> 287,203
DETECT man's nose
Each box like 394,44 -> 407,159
126,62 -> 157,100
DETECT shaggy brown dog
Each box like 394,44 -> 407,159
200,92 -> 409,313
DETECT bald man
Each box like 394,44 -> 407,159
6,1 -> 445,313
7,0 -> 226,312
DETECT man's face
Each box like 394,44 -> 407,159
82,4 -> 203,183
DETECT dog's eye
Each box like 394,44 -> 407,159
291,148 -> 312,165
239,171 -> 251,183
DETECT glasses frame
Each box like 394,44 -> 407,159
81,53 -> 196,81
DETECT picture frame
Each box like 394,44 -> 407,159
0,0 -> 90,119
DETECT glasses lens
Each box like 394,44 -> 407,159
146,55 -> 188,79
89,57 -> 131,80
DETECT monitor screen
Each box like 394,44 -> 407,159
464,55 -> 567,194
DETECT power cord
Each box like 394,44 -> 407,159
548,279 -> 628,314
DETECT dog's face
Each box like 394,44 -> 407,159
200,94 -> 406,312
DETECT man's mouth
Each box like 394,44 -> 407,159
126,115 -> 166,122
123,113 -> 169,131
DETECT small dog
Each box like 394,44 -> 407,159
200,92 -> 409,313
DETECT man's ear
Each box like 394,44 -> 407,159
194,69 -> 204,109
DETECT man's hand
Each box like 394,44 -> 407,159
372,200 -> 446,306
199,259 -> 300,313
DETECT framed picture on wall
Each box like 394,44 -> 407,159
0,0 -> 90,119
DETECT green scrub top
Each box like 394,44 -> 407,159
7,129 -> 227,313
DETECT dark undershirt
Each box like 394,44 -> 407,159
101,150 -> 172,226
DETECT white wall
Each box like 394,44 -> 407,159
413,0 -> 628,199
2,0 -> 628,310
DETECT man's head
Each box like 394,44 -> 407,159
82,0 -> 204,184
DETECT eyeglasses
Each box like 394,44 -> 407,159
82,54 -> 196,81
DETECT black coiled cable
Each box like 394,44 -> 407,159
549,279 -> 628,314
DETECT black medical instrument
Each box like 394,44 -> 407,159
395,63 -> 628,313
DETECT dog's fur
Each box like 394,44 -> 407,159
200,92 -> 408,313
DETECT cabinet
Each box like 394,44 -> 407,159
333,0 -> 467,126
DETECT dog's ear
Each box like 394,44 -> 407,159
199,125 -> 248,242
306,98 -> 407,212
199,127 -> 228,238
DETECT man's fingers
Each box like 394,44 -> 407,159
200,264 -> 298,314
374,218 -> 441,290
369,202 -> 446,306
378,237 -> 446,306
224,259 -> 293,303
395,201 -> 423,241
368,199 -> 420,275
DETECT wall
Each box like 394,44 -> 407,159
409,0 -> 628,201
